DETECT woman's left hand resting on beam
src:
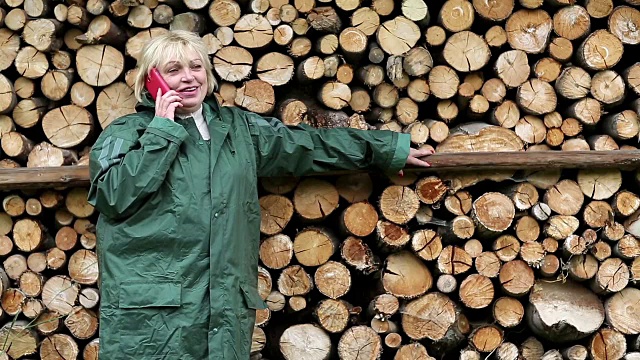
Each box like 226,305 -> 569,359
398,148 -> 434,176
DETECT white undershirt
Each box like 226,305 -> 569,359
178,105 -> 210,140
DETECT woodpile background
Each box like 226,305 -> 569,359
1,0 -> 640,359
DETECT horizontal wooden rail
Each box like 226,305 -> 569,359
0,151 -> 639,190
0,166 -> 90,190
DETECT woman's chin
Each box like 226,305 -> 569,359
178,99 -> 203,113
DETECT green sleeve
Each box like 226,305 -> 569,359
87,115 -> 189,219
244,112 -> 411,177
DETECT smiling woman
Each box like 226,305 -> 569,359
87,30 -> 432,360
132,31 -> 217,118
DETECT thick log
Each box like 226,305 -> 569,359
517,79 -> 557,116
64,306 -> 98,339
314,260 -> 350,299
604,287 -> 640,335
609,6 -> 640,45
314,299 -> 349,333
499,260 -> 534,296
469,325 -> 503,353
408,229 -> 440,263
495,342 -> 520,360
292,227 -> 336,268
0,321 -> 38,359
382,251 -> 432,299
589,328 -> 626,360
493,296 -> 524,328
41,275 -> 80,315
459,274 -> 493,309
279,324 -> 331,360
555,67 -> 591,100
293,178 -> 339,221
475,251 -> 501,278
438,0 -> 473,32
577,30 -> 623,71
401,292 -> 466,342
443,31 -> 490,73
437,245 -> 472,277
260,235 -> 293,270
471,192 -> 515,239
527,280 -> 605,342
337,326 -> 382,360
505,9 -> 552,54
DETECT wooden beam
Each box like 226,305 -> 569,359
0,151 -> 639,190
410,150 -> 640,172
0,166 -> 90,190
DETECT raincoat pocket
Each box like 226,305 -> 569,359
119,281 -> 182,308
240,283 -> 268,310
117,281 -> 184,358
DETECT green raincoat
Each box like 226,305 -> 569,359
87,94 -> 410,360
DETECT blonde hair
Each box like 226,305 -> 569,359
133,30 -> 218,102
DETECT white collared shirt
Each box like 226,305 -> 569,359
178,106 -> 210,140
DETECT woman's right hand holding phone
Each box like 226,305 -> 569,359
155,88 -> 183,121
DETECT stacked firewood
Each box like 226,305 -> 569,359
252,167 -> 640,360
2,0 -> 640,161
1,0 -> 640,359
0,188 -> 99,359
0,168 -> 639,359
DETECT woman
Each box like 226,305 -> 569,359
88,30 -> 432,360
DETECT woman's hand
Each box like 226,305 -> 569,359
155,88 -> 183,120
398,148 -> 434,176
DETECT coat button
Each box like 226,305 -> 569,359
214,213 -> 218,218
212,328 -> 218,333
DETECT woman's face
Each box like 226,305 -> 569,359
158,49 -> 208,114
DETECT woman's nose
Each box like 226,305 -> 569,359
182,69 -> 194,81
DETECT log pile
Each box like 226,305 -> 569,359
1,0 -> 640,359
1,167 -> 640,359
254,167 -> 640,360
0,188 -> 99,359
2,0 -> 640,160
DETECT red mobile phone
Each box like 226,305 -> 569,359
145,68 -> 171,100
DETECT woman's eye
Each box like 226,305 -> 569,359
192,64 -> 202,69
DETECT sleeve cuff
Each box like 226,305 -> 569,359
387,133 -> 411,173
145,116 -> 189,144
